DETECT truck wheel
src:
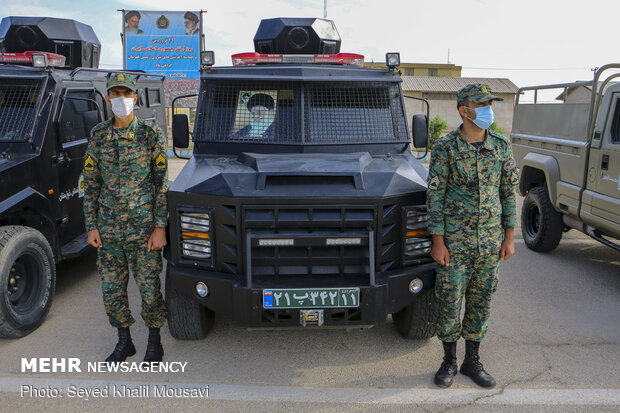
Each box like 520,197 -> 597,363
0,226 -> 55,338
391,288 -> 438,339
521,186 -> 563,252
165,266 -> 214,340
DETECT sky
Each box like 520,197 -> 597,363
1,0 -> 619,96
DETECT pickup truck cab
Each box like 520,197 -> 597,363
511,64 -> 620,252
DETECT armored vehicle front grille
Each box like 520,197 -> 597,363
244,205 -> 376,281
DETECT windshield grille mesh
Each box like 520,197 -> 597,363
305,83 -> 405,142
0,81 -> 41,140
203,82 -> 301,143
195,81 -> 407,144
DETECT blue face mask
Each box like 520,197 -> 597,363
466,105 -> 494,130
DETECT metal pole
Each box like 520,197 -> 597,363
324,0 -> 327,18
119,10 -> 126,70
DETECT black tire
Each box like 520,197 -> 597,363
391,288 -> 438,339
165,264 -> 214,340
0,226 -> 55,338
521,186 -> 563,252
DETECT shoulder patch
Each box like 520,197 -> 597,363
503,160 -> 516,171
84,155 -> 95,171
428,176 -> 440,190
155,152 -> 166,169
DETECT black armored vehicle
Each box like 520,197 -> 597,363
0,16 -> 166,338
168,17 -> 436,339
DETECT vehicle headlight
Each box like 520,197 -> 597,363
179,210 -> 213,263
180,212 -> 210,231
403,206 -> 432,264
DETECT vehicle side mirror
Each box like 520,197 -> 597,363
412,114 -> 428,149
172,114 -> 189,149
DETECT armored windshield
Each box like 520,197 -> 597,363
0,78 -> 43,142
194,81 -> 408,144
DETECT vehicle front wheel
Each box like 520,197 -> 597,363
0,226 -> 56,338
521,186 -> 563,252
391,287 -> 438,339
165,265 -> 214,340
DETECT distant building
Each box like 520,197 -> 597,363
401,76 -> 519,137
363,62 -> 462,77
555,82 -> 616,104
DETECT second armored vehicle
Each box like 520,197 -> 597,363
0,16 -> 167,338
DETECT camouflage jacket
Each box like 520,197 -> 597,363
426,126 -> 518,255
83,116 -> 168,241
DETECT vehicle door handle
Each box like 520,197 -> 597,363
601,154 -> 609,170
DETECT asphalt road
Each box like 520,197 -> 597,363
0,159 -> 618,412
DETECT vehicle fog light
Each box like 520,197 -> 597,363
408,278 -> 423,294
196,282 -> 209,297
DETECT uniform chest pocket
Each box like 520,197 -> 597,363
121,140 -> 150,162
478,151 -> 502,185
97,145 -> 117,171
451,153 -> 476,185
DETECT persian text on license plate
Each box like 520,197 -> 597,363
263,288 -> 360,309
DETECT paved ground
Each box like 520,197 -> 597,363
0,158 -> 618,412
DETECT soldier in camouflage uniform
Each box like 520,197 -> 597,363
83,73 -> 168,363
427,84 -> 518,388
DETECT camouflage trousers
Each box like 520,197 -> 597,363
435,253 -> 500,342
96,238 -> 167,328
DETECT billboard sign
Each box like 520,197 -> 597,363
123,10 -> 201,80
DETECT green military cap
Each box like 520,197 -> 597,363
456,83 -> 504,103
106,73 -> 137,92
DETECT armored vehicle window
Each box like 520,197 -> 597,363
59,90 -> 98,144
147,88 -> 161,107
0,79 -> 42,141
611,98 -> 620,144
199,82 -> 301,143
195,81 -> 407,145
305,83 -> 406,143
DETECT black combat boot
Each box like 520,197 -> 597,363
460,340 -> 496,388
434,341 -> 458,388
105,327 -> 136,363
143,327 -> 164,362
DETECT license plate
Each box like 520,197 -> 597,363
263,288 -> 360,309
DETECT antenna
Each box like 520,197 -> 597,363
324,0 -> 327,18
447,48 -> 450,64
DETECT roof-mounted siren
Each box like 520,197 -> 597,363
253,17 -> 341,55
0,16 -> 101,69
233,17 -> 363,67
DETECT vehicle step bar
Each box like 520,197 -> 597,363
587,229 -> 620,252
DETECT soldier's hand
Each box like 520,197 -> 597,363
431,236 -> 450,266
87,229 -> 102,249
148,227 -> 167,251
500,239 -> 515,261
